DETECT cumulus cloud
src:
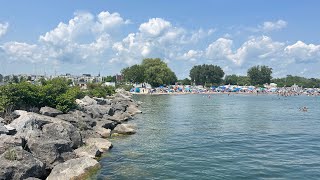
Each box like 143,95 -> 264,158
285,41 -> 320,63
0,22 -> 9,37
139,18 -> 172,37
1,11 -> 320,78
261,19 -> 287,32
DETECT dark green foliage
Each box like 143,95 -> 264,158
85,83 -> 115,98
120,58 -> 177,87
189,64 -> 224,86
247,65 -> 272,86
0,74 -> 3,82
116,83 -> 134,91
272,75 -> 320,88
103,75 -> 116,82
224,74 -> 238,85
0,77 -> 115,114
178,78 -> 192,85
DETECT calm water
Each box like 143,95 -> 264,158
94,94 -> 320,180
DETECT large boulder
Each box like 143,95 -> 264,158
76,96 -> 97,107
85,138 -> 112,152
39,106 -> 63,117
127,105 -> 142,115
42,121 -> 82,149
93,97 -> 111,105
108,111 -> 132,123
26,135 -> 76,170
46,157 -> 100,180
93,126 -> 111,138
96,119 -> 118,130
0,135 -> 22,155
82,105 -> 112,119
0,123 -> 9,135
0,147 -> 46,180
112,124 -> 136,135
56,110 -> 96,130
74,145 -> 102,159
9,112 -> 54,132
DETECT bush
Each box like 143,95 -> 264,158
86,83 -> 115,98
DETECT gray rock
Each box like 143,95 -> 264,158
127,105 -> 142,115
9,112 -> 54,132
83,105 -> 111,119
4,125 -> 16,135
108,111 -> 132,123
74,145 -> 102,158
0,123 -> 9,135
56,110 -> 96,130
93,97 -> 111,105
42,121 -> 83,149
76,96 -> 97,107
85,138 -> 112,152
93,126 -> 111,138
39,106 -> 63,117
112,124 -> 136,135
0,117 -> 4,123
97,119 -> 118,130
46,157 -> 100,180
26,135 -> 76,170
0,147 -> 46,180
0,135 -> 22,155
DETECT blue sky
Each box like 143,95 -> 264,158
0,0 -> 320,78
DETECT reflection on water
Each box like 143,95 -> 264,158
94,94 -> 320,179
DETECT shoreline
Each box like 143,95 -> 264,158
0,91 -> 142,180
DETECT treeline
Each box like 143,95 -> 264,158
0,78 -> 115,114
121,58 -> 320,88
121,58 -> 177,87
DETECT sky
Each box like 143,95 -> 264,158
0,0 -> 320,78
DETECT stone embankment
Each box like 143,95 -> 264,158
0,91 -> 142,180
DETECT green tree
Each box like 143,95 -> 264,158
121,64 -> 145,83
179,78 -> 191,85
247,65 -> 272,86
103,75 -> 116,82
142,58 -> 177,87
0,74 -> 3,82
190,64 -> 224,86
224,74 -> 238,85
120,58 -> 177,87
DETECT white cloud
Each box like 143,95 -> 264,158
139,18 -> 172,37
0,22 -> 9,37
1,11 -> 320,78
206,38 -> 234,61
261,19 -> 287,32
285,41 -> 320,63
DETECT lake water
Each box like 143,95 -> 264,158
94,94 -> 320,179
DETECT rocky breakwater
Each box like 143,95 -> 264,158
0,91 -> 142,180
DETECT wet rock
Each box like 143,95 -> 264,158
39,106 -> 63,117
127,105 -> 142,115
112,124 -> 136,135
85,138 -> 112,152
108,111 -> 132,123
0,147 -> 46,180
93,126 -> 111,138
74,145 -> 102,158
46,157 -> 100,180
97,119 -> 118,130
